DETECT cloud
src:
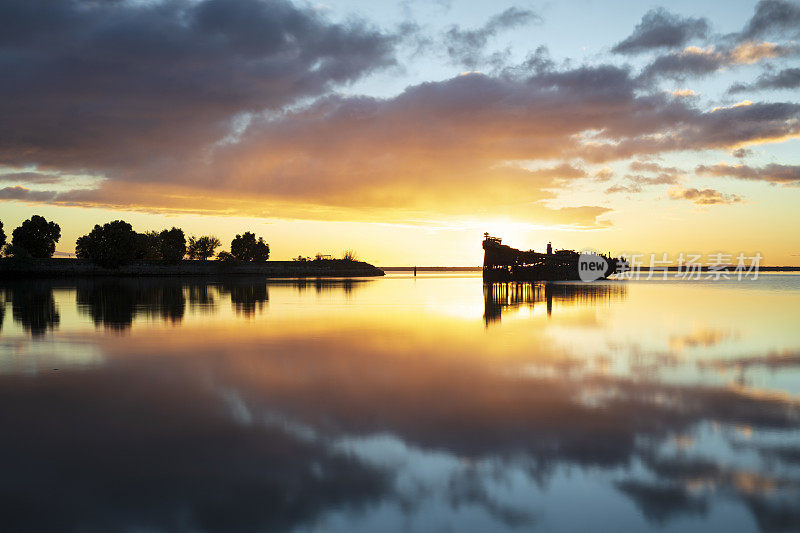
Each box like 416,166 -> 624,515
612,8 -> 709,54
629,161 -> 682,176
0,171 -> 63,184
4,61 -> 798,224
605,163 -> 681,194
1,4 -> 799,226
592,167 -> 614,182
605,183 -> 643,194
740,0 -> 800,40
579,99 -> 800,162
640,42 -> 798,81
0,185 -> 58,202
668,187 -> 742,205
696,162 -> 800,185
729,67 -> 800,93
443,7 -> 540,68
0,0 -> 396,172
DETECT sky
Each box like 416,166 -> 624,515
0,0 -> 799,265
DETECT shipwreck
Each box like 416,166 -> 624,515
482,233 -> 625,282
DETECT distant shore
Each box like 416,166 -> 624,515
382,266 -> 800,272
381,266 -> 482,272
0,258 -> 385,278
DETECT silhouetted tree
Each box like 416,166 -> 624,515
0,220 -> 6,250
230,232 -> 269,262
342,249 -> 358,261
11,215 -> 61,258
134,231 -> 162,260
76,220 -> 138,268
251,238 -> 269,262
159,227 -> 186,264
216,251 -> 235,261
187,235 -> 221,260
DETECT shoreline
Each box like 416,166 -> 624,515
0,258 -> 385,278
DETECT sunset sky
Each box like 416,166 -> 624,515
1,0 -> 799,265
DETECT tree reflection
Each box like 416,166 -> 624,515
219,280 -> 268,316
3,281 -> 60,336
76,279 -> 186,331
291,278 -> 362,296
186,282 -> 217,312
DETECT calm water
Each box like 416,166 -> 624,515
1,274 -> 799,532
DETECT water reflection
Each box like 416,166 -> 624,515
2,281 -> 61,336
483,281 -> 628,324
76,279 -> 187,330
290,278 -> 363,296
186,282 -> 217,312
0,275 -> 798,532
219,279 -> 269,316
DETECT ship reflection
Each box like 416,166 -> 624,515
483,281 -> 628,324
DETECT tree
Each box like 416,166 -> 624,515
159,227 -> 186,264
187,235 -> 221,260
230,232 -> 269,262
76,220 -> 138,268
0,220 -> 5,250
134,231 -> 162,260
251,237 -> 269,263
11,215 -> 61,258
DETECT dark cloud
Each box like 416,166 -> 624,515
2,59 -> 796,223
640,47 -> 726,80
0,2 -> 798,223
612,8 -> 709,54
740,0 -> 800,39
696,162 -> 800,184
0,171 -> 63,184
668,187 -> 742,205
580,100 -> 800,162
639,42 -> 798,81
0,0 -> 396,172
729,67 -> 800,93
0,185 -> 58,202
444,7 -> 540,68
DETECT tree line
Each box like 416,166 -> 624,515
0,215 -> 270,268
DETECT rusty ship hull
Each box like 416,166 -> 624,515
482,235 -> 623,282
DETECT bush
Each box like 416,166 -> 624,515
216,251 -> 235,262
159,227 -> 186,264
76,220 -> 139,268
11,215 -> 61,258
187,235 -> 221,260
230,232 -> 269,262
